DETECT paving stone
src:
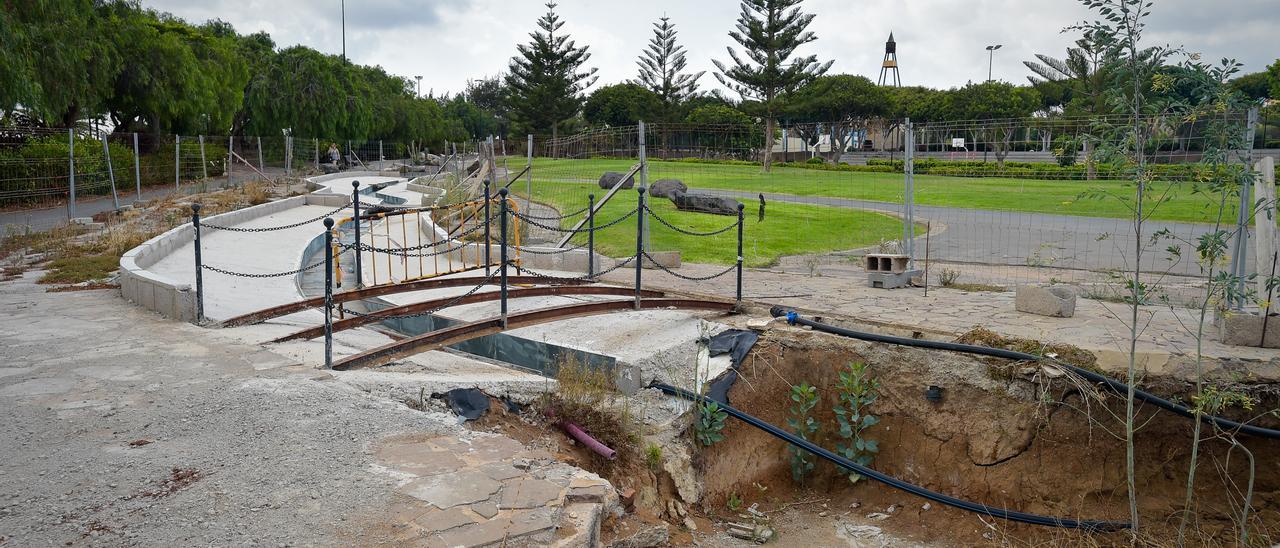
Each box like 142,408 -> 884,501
471,500 -> 499,519
465,436 -> 525,462
398,470 -> 501,509
433,507 -> 558,547
412,507 -> 477,534
478,460 -> 523,481
499,478 -> 563,509
566,482 -> 610,503
379,443 -> 466,477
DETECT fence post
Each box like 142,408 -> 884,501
526,134 -> 533,214
102,135 -> 120,211
1229,107 -> 1261,310
452,142 -> 459,182
257,137 -> 264,171
638,121 -> 650,250
132,133 -> 141,200
587,193 -> 595,278
736,203 -> 745,311
314,138 -> 319,170
499,188 -> 510,328
323,217 -> 335,369
68,129 -> 76,220
227,136 -> 234,188
174,135 -> 180,192
635,187 -> 646,311
902,119 -> 916,268
198,135 -> 208,180
378,140 -> 384,170
192,204 -> 204,324
484,179 -> 492,276
352,181 -> 363,288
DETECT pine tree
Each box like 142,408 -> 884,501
635,16 -> 704,118
713,0 -> 831,171
504,2 -> 597,144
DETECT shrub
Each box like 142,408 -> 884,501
833,362 -> 879,483
786,382 -> 820,483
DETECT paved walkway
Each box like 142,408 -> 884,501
0,268 -> 612,546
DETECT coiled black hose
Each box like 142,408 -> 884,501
770,307 -> 1280,440
650,381 -> 1128,530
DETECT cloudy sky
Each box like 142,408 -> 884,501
147,0 -> 1277,97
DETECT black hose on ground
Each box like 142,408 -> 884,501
650,381 -> 1129,531
769,307 -> 1280,440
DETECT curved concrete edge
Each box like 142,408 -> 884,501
119,195 -> 312,322
305,171 -> 385,192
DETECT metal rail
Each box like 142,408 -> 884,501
332,298 -> 734,371
218,275 -> 590,327
275,285 -> 666,342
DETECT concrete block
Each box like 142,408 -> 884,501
864,253 -> 910,273
1015,285 -> 1077,318
867,269 -> 919,289
1218,313 -> 1280,348
641,250 -> 681,270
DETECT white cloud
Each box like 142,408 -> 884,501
144,0 -> 1279,96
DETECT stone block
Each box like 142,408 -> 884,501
669,192 -> 740,216
640,250 -> 681,270
649,179 -> 687,199
1218,312 -> 1280,348
867,269 -> 920,289
1015,285 -> 1077,318
598,171 -> 635,190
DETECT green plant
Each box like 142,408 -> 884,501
938,268 -> 961,287
727,492 -> 743,512
644,443 -> 663,470
786,383 -> 819,483
832,362 -> 880,483
695,400 -> 728,446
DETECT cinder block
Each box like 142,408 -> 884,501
1015,285 -> 1077,318
864,253 -> 910,273
641,250 -> 681,270
868,269 -> 920,289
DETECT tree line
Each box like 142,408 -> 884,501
2,0 -> 1277,154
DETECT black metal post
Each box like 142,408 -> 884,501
736,203 -> 745,311
323,217 -> 335,369
352,181 -> 362,288
484,180 -> 492,275
191,204 -> 204,324
587,193 -> 595,278
635,187 -> 646,310
499,188 -> 509,327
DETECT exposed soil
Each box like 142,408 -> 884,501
693,326 -> 1280,546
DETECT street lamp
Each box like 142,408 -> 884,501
415,76 -> 423,98
341,0 -> 347,63
985,44 -> 1002,82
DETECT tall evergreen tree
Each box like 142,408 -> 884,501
635,16 -> 704,118
713,0 -> 831,171
504,2 -> 597,143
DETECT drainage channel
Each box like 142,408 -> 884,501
297,213 -> 615,379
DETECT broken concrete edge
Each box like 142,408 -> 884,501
304,170 -> 385,192
119,194 -> 317,322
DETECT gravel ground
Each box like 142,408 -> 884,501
0,271 -> 469,546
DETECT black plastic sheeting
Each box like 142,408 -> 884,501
704,329 -> 759,405
439,388 -> 490,420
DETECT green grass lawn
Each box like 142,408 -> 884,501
508,157 -> 1241,224
512,181 -> 908,267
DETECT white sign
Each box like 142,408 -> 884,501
951,137 -> 966,148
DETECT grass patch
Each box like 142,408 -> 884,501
944,282 -> 1007,293
514,181 -> 907,267
522,157 -> 1237,224
39,254 -> 119,284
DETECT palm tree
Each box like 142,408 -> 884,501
1024,28 -> 1119,116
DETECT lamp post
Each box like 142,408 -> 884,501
415,76 -> 423,98
985,44 -> 1002,82
341,0 -> 347,63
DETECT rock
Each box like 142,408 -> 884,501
1218,312 -> 1280,348
865,512 -> 889,521
598,171 -> 636,190
426,153 -> 443,166
682,517 -> 697,531
1015,284 -> 1077,318
649,179 -> 687,199
607,522 -> 669,548
669,191 -> 741,217
619,487 -> 636,512
320,162 -> 340,174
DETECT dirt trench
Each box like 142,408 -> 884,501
694,326 -> 1280,546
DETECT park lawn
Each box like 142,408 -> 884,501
512,181 -> 907,267
518,157 -> 1238,224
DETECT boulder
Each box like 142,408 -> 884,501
320,162 -> 340,174
669,191 -> 741,217
649,179 -> 687,199
425,153 -> 443,166
598,171 -> 635,190
1015,285 -> 1077,318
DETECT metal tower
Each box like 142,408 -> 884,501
878,32 -> 901,87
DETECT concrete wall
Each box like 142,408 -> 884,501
118,195 -> 309,322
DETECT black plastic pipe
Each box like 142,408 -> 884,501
770,307 -> 1280,440
651,382 -> 1128,530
